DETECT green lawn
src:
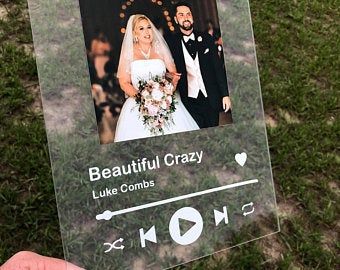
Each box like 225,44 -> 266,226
0,0 -> 339,269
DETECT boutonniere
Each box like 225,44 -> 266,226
197,36 -> 203,42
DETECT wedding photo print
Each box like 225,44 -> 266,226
79,0 -> 233,144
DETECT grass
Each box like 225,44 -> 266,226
0,1 -> 63,262
0,0 -> 339,269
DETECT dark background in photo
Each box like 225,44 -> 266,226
78,0 -> 231,144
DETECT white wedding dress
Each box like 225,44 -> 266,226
114,59 -> 199,142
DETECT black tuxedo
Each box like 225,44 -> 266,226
167,31 -> 229,128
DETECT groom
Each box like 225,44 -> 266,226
167,1 -> 231,128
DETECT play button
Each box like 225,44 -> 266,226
169,207 -> 203,245
178,217 -> 196,235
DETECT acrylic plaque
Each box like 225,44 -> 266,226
27,0 -> 279,269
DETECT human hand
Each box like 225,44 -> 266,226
1,251 -> 85,270
216,37 -> 223,46
170,72 -> 181,88
222,96 -> 231,112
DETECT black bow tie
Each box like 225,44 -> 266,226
184,39 -> 197,59
183,33 -> 195,43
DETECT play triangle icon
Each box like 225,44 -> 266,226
178,217 -> 197,237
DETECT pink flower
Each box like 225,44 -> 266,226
153,118 -> 164,128
166,96 -> 172,103
147,104 -> 159,116
144,99 -> 152,107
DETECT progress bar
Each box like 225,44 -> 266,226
96,179 -> 258,221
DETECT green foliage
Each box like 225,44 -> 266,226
0,0 -> 62,263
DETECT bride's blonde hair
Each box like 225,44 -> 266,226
132,14 -> 153,43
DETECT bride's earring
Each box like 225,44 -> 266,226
134,36 -> 139,43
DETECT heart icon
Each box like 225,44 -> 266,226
235,152 -> 247,167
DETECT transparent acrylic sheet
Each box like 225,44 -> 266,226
27,0 -> 279,269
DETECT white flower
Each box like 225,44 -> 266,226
161,101 -> 167,109
166,96 -> 172,103
142,90 -> 149,97
151,89 -> 164,101
152,82 -> 160,90
197,36 -> 203,42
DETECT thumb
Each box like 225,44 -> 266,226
1,251 -> 85,270
40,255 -> 85,270
222,100 -> 226,110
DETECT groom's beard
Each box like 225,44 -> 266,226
179,20 -> 194,31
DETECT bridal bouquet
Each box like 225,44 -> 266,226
135,74 -> 177,135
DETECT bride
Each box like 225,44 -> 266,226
114,14 -> 199,142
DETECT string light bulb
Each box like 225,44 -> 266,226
119,0 -> 173,32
